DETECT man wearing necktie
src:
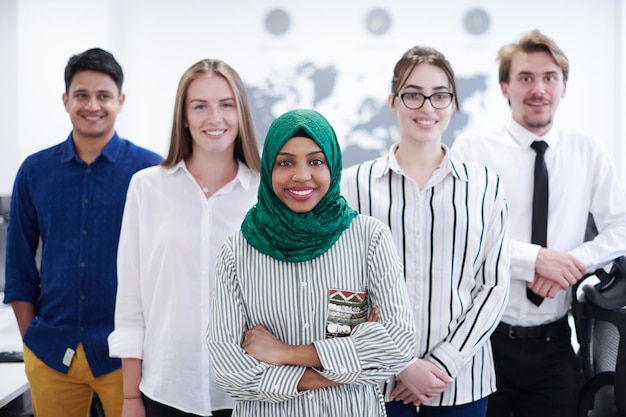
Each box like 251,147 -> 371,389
452,30 -> 626,417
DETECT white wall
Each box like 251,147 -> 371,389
0,0 -> 18,196
1,0 -> 624,193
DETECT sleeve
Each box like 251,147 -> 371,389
3,161 -> 41,304
107,176 -> 146,359
428,172 -> 511,378
509,241 -> 540,283
452,134 -> 536,284
568,144 -> 626,270
207,240 -> 306,403
313,223 -> 416,384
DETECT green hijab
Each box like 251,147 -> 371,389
241,109 -> 357,262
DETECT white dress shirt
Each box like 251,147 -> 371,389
108,160 -> 259,415
452,118 -> 626,326
341,145 -> 510,406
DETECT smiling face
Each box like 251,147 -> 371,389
501,50 -> 566,136
271,136 -> 331,213
62,70 -> 124,143
184,74 -> 239,157
389,63 -> 455,146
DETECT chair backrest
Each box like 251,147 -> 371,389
573,257 -> 626,417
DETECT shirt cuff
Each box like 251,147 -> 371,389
107,327 -> 145,359
429,342 -> 464,379
258,364 -> 305,398
313,336 -> 360,377
510,240 -> 541,282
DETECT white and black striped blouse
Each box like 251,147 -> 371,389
341,145 -> 510,406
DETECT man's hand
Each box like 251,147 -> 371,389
10,301 -> 35,339
527,276 -> 562,298
531,248 -> 586,289
390,358 -> 451,405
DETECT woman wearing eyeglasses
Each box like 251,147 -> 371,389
341,46 -> 511,417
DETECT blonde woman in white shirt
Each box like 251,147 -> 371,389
108,59 -> 260,417
342,46 -> 510,417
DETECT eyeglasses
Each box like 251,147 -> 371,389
395,92 -> 454,110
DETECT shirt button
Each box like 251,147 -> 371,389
80,295 -> 86,300
82,230 -> 87,236
273,384 -> 280,391
307,392 -> 314,399
84,199 -> 89,204
80,262 -> 86,268
303,323 -> 309,329
339,365 -> 347,373
301,281 -> 307,287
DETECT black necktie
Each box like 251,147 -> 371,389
528,140 -> 549,306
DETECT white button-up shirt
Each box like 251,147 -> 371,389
452,118 -> 626,326
108,160 -> 259,415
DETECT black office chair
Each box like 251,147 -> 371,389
572,256 -> 626,417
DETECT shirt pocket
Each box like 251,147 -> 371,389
325,288 -> 369,338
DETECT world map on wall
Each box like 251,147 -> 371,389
246,62 -> 488,168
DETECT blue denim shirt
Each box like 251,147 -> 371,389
3,133 -> 161,377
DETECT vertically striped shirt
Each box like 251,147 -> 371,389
341,145 -> 510,406
207,214 -> 416,417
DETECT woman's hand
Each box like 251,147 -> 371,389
367,304 -> 379,322
121,397 -> 145,417
241,325 -> 289,366
391,358 -> 452,405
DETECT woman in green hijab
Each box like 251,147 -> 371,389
207,109 -> 415,417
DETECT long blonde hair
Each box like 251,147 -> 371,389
162,59 -> 260,172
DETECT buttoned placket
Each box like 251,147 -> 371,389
77,162 -> 94,336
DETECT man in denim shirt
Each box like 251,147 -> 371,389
3,48 -> 161,417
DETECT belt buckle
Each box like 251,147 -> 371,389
508,325 -> 517,339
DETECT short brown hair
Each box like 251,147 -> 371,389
498,29 -> 569,84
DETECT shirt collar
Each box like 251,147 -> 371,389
61,132 -> 122,163
378,143 -> 468,183
506,118 -> 560,149
165,159 -> 257,192
368,144 -> 396,178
